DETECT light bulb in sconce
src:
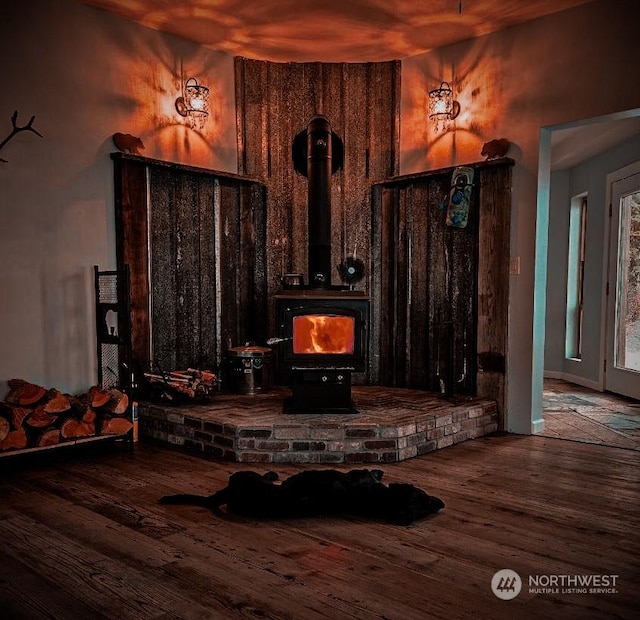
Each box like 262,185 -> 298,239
175,77 -> 210,129
190,94 -> 206,112
428,81 -> 461,133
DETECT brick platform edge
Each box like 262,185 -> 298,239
138,387 -> 499,464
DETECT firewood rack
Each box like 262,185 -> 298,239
94,265 -> 133,393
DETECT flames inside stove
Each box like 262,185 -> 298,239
292,315 -> 355,355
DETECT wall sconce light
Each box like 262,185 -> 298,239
428,81 -> 460,132
175,77 -> 210,129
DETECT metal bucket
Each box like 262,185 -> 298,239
224,344 -> 273,394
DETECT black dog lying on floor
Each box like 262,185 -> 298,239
159,469 -> 444,525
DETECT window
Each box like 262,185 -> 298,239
565,194 -> 587,360
613,188 -> 640,371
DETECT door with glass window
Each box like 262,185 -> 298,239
605,169 -> 640,399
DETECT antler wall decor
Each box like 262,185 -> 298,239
0,111 -> 43,163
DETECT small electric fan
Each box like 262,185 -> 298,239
337,256 -> 365,288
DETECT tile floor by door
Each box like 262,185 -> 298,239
542,378 -> 640,450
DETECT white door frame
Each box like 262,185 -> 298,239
534,109 -> 640,433
601,161 -> 640,398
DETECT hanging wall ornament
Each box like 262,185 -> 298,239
446,166 -> 475,228
0,110 -> 43,163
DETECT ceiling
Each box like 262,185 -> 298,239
551,116 -> 640,170
77,0 -> 595,63
77,0 -> 638,168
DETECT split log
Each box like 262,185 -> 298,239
196,369 -> 217,385
101,416 -> 133,435
106,389 -> 129,415
60,418 -> 95,439
166,382 -> 196,398
0,402 -> 11,436
1,379 -> 134,453
144,368 -> 217,401
59,403 -> 97,439
67,396 -> 92,416
88,385 -> 111,409
81,408 -> 96,424
6,379 -> 46,406
44,389 -> 71,414
11,406 -> 31,430
0,428 -> 28,451
37,429 -> 61,447
25,406 -> 58,429
0,415 -> 9,443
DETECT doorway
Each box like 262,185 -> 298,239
535,110 -> 640,439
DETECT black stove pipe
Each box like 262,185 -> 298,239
306,114 -> 333,287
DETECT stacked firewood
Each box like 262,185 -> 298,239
143,368 -> 216,402
0,379 -> 133,452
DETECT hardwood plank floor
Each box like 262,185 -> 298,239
0,434 -> 638,619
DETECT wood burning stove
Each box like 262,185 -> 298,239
275,113 -> 370,413
275,291 -> 369,413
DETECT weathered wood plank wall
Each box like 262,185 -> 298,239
112,153 -> 267,375
114,66 -> 511,424
235,58 -> 401,339
113,156 -> 150,368
371,159 -> 513,420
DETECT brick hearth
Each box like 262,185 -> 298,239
139,386 -> 498,463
